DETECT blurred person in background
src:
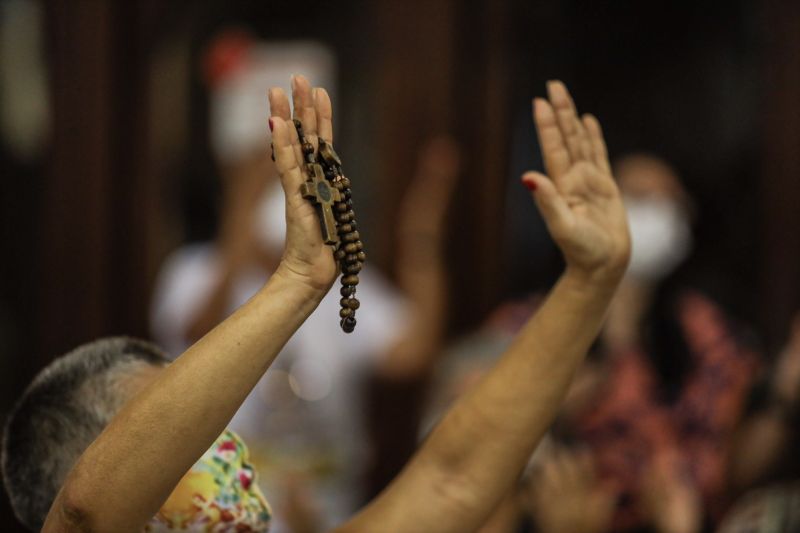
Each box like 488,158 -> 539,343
424,151 -> 762,533
534,154 -> 762,533
150,29 -> 462,532
149,31 -> 406,531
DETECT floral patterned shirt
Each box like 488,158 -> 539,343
144,430 -> 272,532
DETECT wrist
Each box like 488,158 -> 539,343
563,263 -> 625,294
271,262 -> 331,303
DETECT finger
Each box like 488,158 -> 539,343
523,172 -> 573,240
575,449 -> 596,482
314,87 -> 334,145
542,457 -> 564,495
270,116 -> 306,198
547,80 -> 591,161
582,114 -> 612,174
291,74 -> 318,150
268,87 -> 292,120
558,451 -> 583,490
270,87 -> 304,167
533,98 -> 571,181
547,80 -> 591,163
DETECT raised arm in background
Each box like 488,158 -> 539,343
336,80 -> 630,533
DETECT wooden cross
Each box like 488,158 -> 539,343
300,163 -> 341,245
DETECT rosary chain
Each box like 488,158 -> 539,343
291,119 -> 365,333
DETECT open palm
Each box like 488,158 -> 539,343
523,81 -> 630,280
268,75 -> 338,291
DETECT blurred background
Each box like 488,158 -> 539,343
2,0 -> 800,531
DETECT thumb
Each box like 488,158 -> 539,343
522,172 -> 572,236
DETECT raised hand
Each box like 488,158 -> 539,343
381,137 -> 461,377
523,81 -> 630,283
268,75 -> 338,292
641,453 -> 702,533
527,448 -> 616,533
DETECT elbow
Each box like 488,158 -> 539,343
43,490 -> 97,533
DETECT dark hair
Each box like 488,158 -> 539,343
1,337 -> 167,530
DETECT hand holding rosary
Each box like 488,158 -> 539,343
273,118 -> 365,333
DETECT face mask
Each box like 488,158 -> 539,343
253,180 -> 286,254
624,197 -> 692,282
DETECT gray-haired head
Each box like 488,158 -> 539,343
1,337 -> 168,530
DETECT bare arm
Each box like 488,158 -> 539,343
184,155 -> 272,343
338,81 -> 630,533
43,76 -> 336,532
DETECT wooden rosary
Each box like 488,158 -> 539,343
288,118 -> 364,333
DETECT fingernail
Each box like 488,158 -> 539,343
291,75 -> 298,90
522,178 -> 537,192
268,118 -> 274,131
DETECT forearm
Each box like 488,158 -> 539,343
423,269 -> 616,482
342,269 -> 619,532
381,243 -> 448,378
48,270 -> 324,532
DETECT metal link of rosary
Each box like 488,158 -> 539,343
283,118 -> 365,333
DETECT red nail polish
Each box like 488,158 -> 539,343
522,178 -> 537,192
268,118 -> 274,131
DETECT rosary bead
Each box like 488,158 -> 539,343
333,181 -> 344,190
338,223 -> 353,234
341,316 -> 356,333
345,253 -> 359,263
356,251 -> 367,262
340,177 -> 351,188
346,199 -> 354,209
339,307 -> 354,318
343,232 -> 359,243
340,285 -> 356,297
336,212 -> 353,223
342,274 -> 359,286
345,262 -> 362,274
343,242 -> 359,254
334,249 -> 346,261
340,297 -> 360,310
335,202 -> 348,212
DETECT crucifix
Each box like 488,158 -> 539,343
300,163 -> 341,245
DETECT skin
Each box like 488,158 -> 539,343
185,152 -> 282,343
528,448 -> 616,533
43,77 -> 629,532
